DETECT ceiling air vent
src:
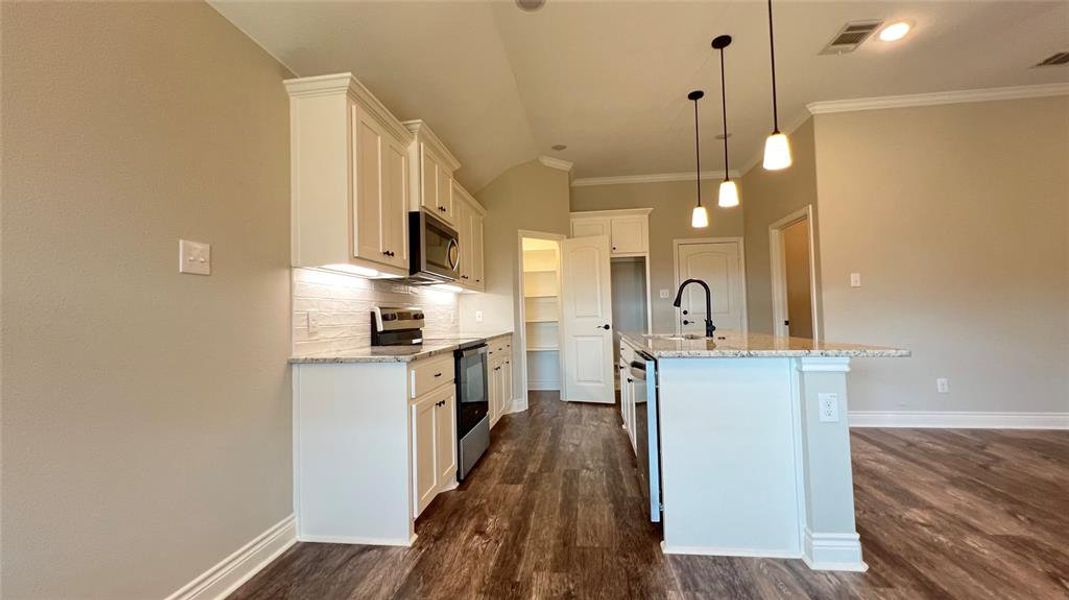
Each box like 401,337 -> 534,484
1033,51 -> 1069,67
819,20 -> 883,55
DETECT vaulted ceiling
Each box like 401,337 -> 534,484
210,1 -> 1069,192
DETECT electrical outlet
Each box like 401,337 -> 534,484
179,239 -> 211,275
306,311 -> 318,335
659,289 -> 670,299
850,272 -> 861,287
818,393 -> 840,422
475,310 -> 484,323
936,378 -> 949,393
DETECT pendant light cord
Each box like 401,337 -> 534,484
692,98 -> 701,207
719,48 -> 730,180
768,0 -> 780,133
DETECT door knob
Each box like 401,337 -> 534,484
683,319 -> 692,325
599,324 -> 611,330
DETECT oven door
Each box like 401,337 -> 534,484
456,343 -> 489,438
409,209 -> 459,283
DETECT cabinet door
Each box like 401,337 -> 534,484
571,217 -> 610,240
471,214 -> 485,290
381,136 -> 409,269
352,104 -> 386,263
412,393 -> 437,516
502,359 -> 512,415
437,167 -> 453,224
489,362 -> 502,427
420,146 -> 439,214
611,216 -> 647,255
454,192 -> 473,286
435,389 -> 457,484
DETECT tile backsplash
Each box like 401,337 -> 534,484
291,268 -> 459,356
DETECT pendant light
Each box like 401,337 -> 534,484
687,90 -> 710,228
712,35 -> 739,208
762,0 -> 792,170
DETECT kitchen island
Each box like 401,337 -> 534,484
620,331 -> 908,572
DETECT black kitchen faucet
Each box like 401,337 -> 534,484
672,279 -> 716,338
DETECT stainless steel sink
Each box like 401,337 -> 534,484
662,333 -> 706,341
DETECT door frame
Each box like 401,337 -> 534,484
671,237 -> 748,335
516,229 -> 567,408
768,205 -> 820,341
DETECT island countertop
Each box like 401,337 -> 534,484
619,331 -> 909,359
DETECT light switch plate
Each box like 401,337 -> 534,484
850,272 -> 861,287
475,310 -> 484,323
179,239 -> 211,275
659,289 -> 670,299
936,378 -> 949,393
818,393 -> 840,422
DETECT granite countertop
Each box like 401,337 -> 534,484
619,331 -> 910,359
290,330 -> 514,364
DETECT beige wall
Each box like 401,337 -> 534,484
814,96 -> 1069,413
739,118 -> 821,335
2,3 -> 294,598
459,160 -> 571,397
570,180 -> 744,332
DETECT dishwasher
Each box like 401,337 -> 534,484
629,352 -> 663,523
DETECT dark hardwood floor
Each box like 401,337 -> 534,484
229,392 -> 1069,599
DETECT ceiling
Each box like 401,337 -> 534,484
210,1 -> 1069,191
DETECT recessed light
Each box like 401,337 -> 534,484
551,144 -> 567,151
516,0 -> 545,12
879,21 -> 912,42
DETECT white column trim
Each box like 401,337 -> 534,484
801,529 -> 868,572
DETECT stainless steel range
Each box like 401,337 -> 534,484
370,306 -> 425,346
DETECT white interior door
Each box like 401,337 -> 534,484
561,235 -> 614,403
676,240 -> 746,335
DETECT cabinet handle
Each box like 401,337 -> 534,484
438,206 -> 447,212
434,372 -> 442,378
461,275 -> 469,279
382,250 -> 395,257
627,378 -> 633,383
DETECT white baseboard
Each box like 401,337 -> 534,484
849,411 -> 1069,430
165,514 -> 296,600
802,530 -> 867,572
659,540 -> 800,560
527,379 -> 560,391
297,533 -> 416,546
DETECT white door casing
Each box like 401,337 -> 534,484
674,239 -> 747,335
561,235 -> 614,403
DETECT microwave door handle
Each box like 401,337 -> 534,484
446,238 -> 460,271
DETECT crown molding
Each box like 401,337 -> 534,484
403,119 -> 461,171
571,170 -> 739,188
285,73 -> 413,146
538,155 -> 574,172
806,83 -> 1069,115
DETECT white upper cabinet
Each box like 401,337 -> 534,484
404,120 -> 461,227
570,208 -> 652,256
286,73 -> 413,276
450,181 -> 486,291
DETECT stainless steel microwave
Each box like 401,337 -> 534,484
408,209 -> 460,284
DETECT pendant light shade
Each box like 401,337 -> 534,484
718,180 -> 739,208
691,205 -> 710,228
712,35 -> 740,208
687,90 -> 709,229
762,0 -> 792,171
763,132 -> 792,170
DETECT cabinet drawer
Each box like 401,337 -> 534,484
409,354 -> 455,399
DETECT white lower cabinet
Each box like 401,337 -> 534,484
487,334 -> 513,428
292,352 -> 458,546
411,377 -> 457,518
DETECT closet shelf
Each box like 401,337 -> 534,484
525,319 -> 558,324
527,346 -> 559,352
524,294 -> 558,299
